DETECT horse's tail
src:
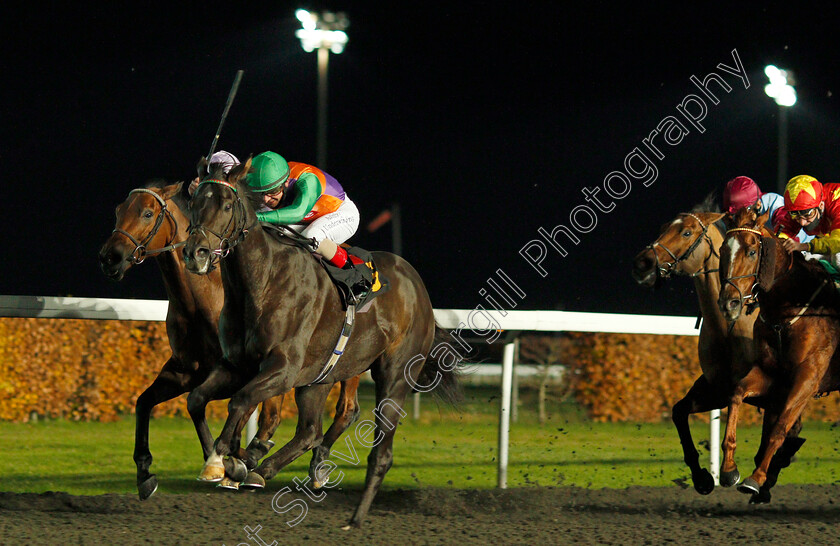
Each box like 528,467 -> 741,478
415,323 -> 467,406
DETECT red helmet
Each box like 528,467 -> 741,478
784,175 -> 823,211
723,176 -> 762,213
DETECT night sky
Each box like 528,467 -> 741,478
5,3 -> 840,316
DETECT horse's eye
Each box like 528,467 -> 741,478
144,211 -> 153,219
748,249 -> 757,257
224,203 -> 232,211
682,230 -> 692,238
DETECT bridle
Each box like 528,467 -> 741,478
647,213 -> 720,279
720,227 -> 766,314
112,188 -> 183,264
187,178 -> 254,268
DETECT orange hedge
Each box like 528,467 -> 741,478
0,317 -> 335,422
562,332 -> 840,423
3,318 -> 839,424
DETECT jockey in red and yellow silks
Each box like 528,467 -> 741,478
777,175 -> 840,254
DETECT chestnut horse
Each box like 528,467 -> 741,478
718,205 -> 839,496
183,159 -> 460,527
632,204 -> 803,503
99,180 -> 361,497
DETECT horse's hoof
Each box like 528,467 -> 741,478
749,489 -> 772,504
719,468 -> 741,488
217,477 -> 240,491
240,472 -> 266,490
691,469 -> 715,495
138,474 -> 158,500
226,457 -> 249,482
198,452 -> 225,483
737,478 -> 761,496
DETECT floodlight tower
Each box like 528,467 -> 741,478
764,65 -> 797,193
295,9 -> 349,169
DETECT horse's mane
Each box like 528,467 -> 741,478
690,191 -> 720,213
219,161 -> 264,212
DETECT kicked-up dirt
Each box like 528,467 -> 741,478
1,484 -> 839,544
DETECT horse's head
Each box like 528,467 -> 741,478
184,157 -> 254,275
632,211 -> 725,288
718,204 -> 777,322
99,181 -> 184,280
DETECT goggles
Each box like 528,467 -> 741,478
789,207 -> 818,220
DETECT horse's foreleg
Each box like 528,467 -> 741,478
671,375 -> 722,495
720,366 -> 771,488
134,360 -> 192,500
740,367 -> 821,496
201,359 -> 296,483
187,365 -> 245,460
750,413 -> 806,504
241,394 -> 285,469
310,376 -> 362,489
252,384 -> 332,484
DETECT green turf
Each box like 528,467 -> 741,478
2,385 -> 840,495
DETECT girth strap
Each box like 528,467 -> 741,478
309,304 -> 356,385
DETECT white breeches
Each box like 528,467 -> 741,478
288,196 -> 360,245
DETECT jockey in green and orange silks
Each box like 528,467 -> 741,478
245,151 -> 360,270
777,174 -> 840,254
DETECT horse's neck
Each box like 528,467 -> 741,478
765,250 -> 826,310
155,201 -> 220,321
222,226 -> 315,307
691,232 -> 742,335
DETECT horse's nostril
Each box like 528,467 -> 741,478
100,250 -> 117,267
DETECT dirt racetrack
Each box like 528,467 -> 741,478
1,484 -> 839,545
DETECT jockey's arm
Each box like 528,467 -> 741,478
808,228 -> 840,254
256,173 -> 323,225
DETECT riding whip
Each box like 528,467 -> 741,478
206,69 -> 244,160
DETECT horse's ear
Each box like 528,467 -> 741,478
758,236 -> 777,290
197,156 -> 208,178
755,209 -> 770,231
229,156 -> 252,184
161,181 -> 184,200
721,212 -> 734,231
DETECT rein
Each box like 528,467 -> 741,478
112,188 -> 183,264
647,213 -> 720,279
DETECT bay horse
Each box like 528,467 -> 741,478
182,159 -> 460,527
98,180 -> 361,497
632,202 -> 803,503
717,204 -> 840,496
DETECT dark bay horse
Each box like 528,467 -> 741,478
183,159 -> 459,527
98,180 -> 362,497
717,205 -> 840,496
632,205 -> 803,503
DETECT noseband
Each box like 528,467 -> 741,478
647,213 -> 719,279
112,188 -> 183,264
188,179 -> 252,268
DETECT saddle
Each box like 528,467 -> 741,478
259,224 -> 389,310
